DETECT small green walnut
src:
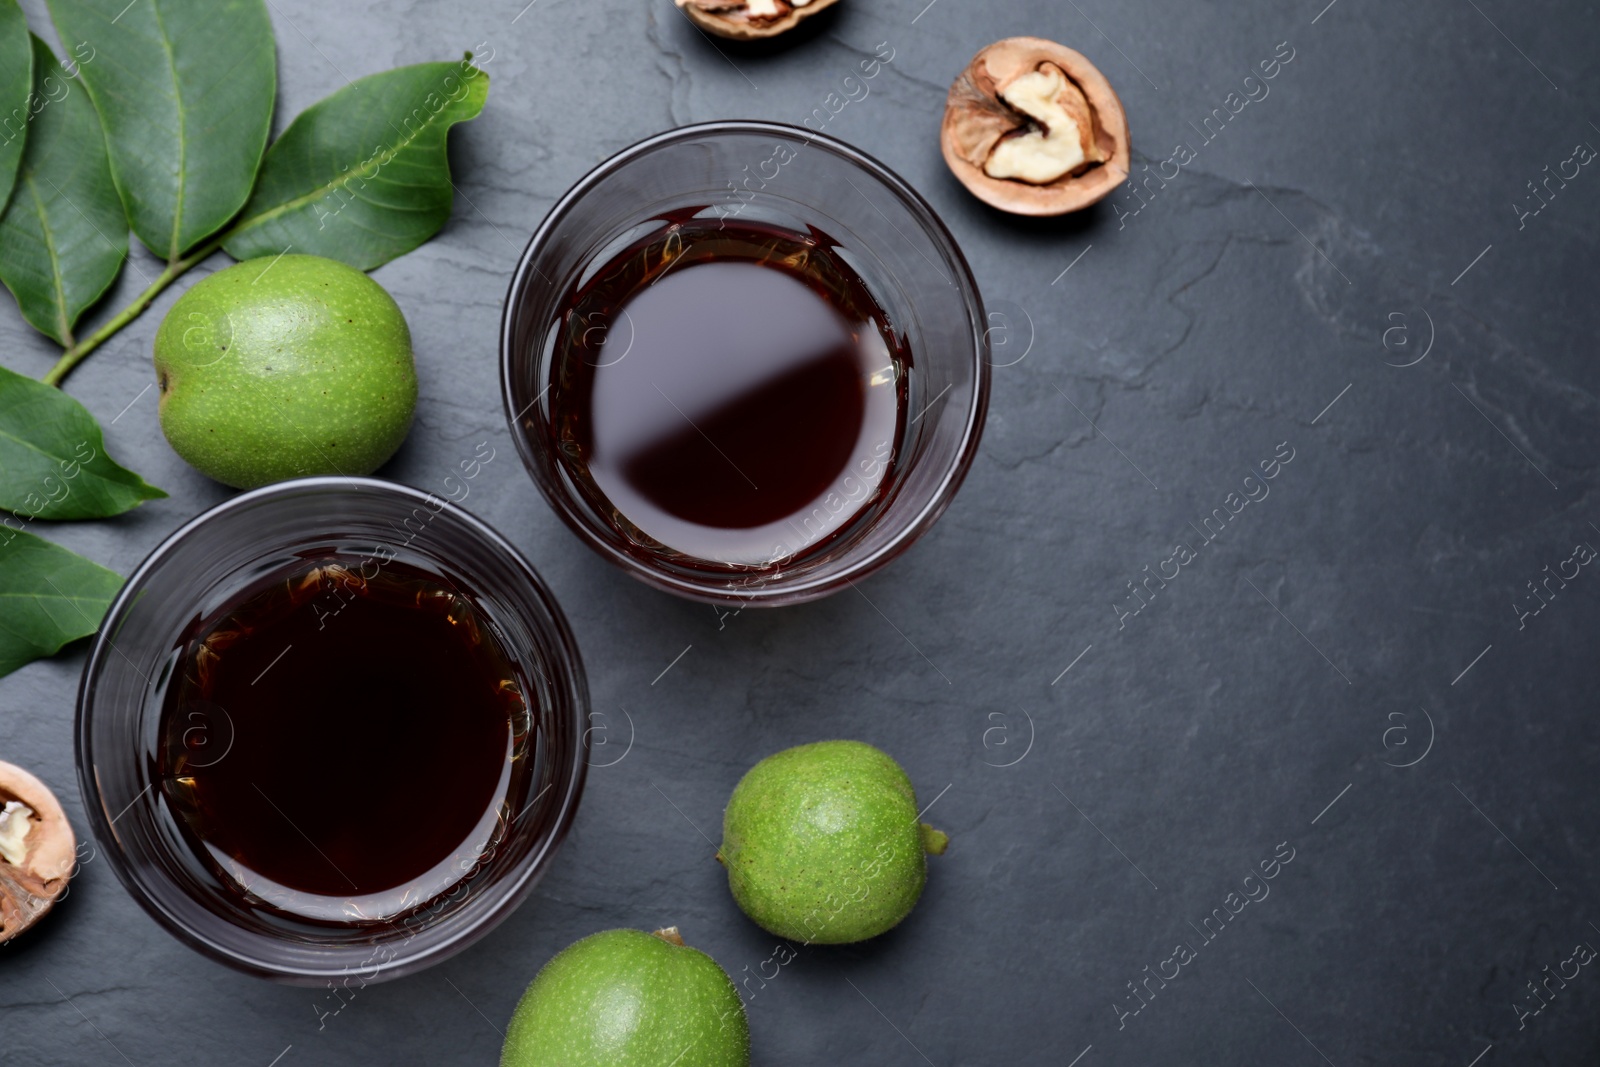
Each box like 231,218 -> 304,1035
154,254 -> 417,489
501,927 -> 749,1067
718,740 -> 947,944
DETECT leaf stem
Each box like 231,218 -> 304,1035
41,236 -> 225,388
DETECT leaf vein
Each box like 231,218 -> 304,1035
147,0 -> 189,260
19,175 -> 71,346
227,85 -> 477,242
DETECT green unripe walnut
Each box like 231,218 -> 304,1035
154,254 -> 417,489
501,927 -> 749,1067
718,740 -> 948,945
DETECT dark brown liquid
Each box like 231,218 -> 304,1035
157,558 -> 530,923
550,219 -> 908,566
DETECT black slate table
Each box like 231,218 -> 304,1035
4,0 -> 1598,1064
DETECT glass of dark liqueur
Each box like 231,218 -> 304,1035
75,478 -> 588,984
502,121 -> 990,606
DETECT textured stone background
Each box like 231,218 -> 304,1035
3,0 -> 1598,1064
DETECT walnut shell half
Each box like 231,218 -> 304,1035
942,37 -> 1130,216
674,0 -> 841,41
0,761 -> 76,944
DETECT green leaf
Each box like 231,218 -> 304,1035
0,525 -> 122,678
0,0 -> 32,214
0,36 -> 127,346
223,59 -> 489,270
44,0 -> 275,261
0,364 -> 165,519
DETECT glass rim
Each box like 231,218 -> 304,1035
74,475 -> 590,981
499,119 -> 991,605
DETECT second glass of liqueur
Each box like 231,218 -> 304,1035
503,122 -> 991,604
551,216 -> 908,569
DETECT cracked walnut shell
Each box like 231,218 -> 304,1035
674,0 -> 841,40
0,761 -> 76,944
942,37 -> 1130,216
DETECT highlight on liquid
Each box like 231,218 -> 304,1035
549,218 -> 910,568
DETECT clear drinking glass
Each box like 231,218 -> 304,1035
75,477 -> 589,984
501,121 -> 990,606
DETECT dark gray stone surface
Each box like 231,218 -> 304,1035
3,0 -> 1598,1063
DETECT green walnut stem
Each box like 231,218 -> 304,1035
41,236 -> 226,388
